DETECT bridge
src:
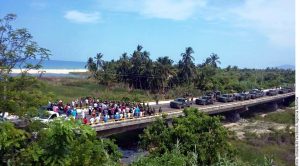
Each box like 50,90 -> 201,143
93,92 -> 295,136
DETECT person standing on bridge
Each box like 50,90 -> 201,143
83,117 -> 88,124
81,109 -> 85,119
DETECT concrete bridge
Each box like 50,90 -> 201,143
93,92 -> 295,136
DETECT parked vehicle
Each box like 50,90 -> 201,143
218,94 -> 234,103
205,91 -> 222,101
215,91 -> 222,100
266,89 -> 278,96
195,96 -> 214,105
240,93 -> 251,100
249,89 -> 264,98
233,93 -> 245,101
170,98 -> 191,109
278,88 -> 293,94
33,111 -> 60,123
249,91 -> 257,99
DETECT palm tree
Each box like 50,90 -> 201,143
179,47 -> 196,84
94,53 -> 104,70
157,56 -> 175,93
137,45 -> 143,52
117,52 -> 130,85
209,53 -> 221,68
85,57 -> 97,76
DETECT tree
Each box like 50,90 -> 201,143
0,14 -> 50,76
94,52 -> 104,70
178,47 -> 196,85
0,76 -> 52,118
0,120 -> 122,165
116,52 -> 131,85
156,56 -> 175,93
0,14 -> 51,118
139,108 -> 235,165
210,53 -> 221,68
85,57 -> 97,76
0,122 -> 28,165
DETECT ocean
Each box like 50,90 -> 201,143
12,59 -> 87,78
32,59 -> 86,69
14,59 -> 86,69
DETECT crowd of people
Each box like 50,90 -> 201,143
47,97 -> 162,125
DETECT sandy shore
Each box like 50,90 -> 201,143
11,69 -> 88,74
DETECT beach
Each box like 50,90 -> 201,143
11,69 -> 88,74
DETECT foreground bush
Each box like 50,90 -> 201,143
139,107 -> 235,165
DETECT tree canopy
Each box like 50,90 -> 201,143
139,108 -> 235,165
85,45 -> 294,96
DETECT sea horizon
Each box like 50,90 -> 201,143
14,59 -> 86,70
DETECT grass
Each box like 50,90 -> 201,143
230,104 -> 295,166
231,128 -> 295,166
255,107 -> 295,125
39,77 -> 154,103
38,77 -> 203,103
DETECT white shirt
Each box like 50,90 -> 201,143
90,118 -> 95,124
81,110 -> 85,118
95,116 -> 100,122
94,103 -> 98,108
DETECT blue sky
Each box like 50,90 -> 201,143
0,0 -> 295,68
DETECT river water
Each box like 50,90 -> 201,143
108,129 -> 147,165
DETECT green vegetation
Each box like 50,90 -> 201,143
137,108 -> 235,165
0,14 -> 121,166
40,77 -> 154,102
85,45 -> 295,96
133,107 -> 281,166
0,14 -> 51,118
0,120 -> 122,165
255,108 -> 295,125
231,127 -> 295,166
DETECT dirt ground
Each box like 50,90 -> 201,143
223,108 -> 295,140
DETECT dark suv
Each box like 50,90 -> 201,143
233,93 -> 245,101
266,89 -> 278,96
195,96 -> 214,105
218,94 -> 234,103
240,93 -> 251,100
249,89 -> 264,98
170,98 -> 191,109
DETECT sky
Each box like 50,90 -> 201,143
0,0 -> 295,68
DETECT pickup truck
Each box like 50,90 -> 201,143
33,111 -> 61,123
170,98 -> 191,109
218,94 -> 234,103
195,96 -> 214,105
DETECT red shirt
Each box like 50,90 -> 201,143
83,118 -> 88,124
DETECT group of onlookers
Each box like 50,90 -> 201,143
47,97 -> 162,125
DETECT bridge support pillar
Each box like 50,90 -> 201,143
283,97 -> 295,107
225,110 -> 241,122
269,102 -> 278,112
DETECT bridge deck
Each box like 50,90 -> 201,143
92,92 -> 295,132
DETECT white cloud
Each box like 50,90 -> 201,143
98,0 -> 206,20
231,0 -> 295,47
97,0 -> 294,47
141,0 -> 206,20
64,10 -> 101,23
